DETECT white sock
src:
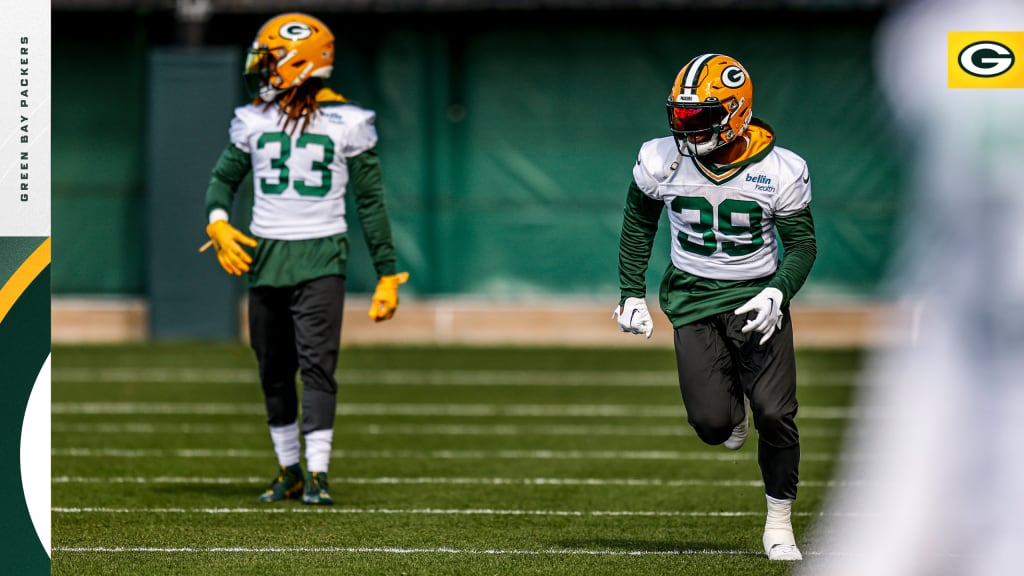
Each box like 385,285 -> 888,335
763,495 -> 797,554
304,429 -> 334,473
269,422 -> 301,468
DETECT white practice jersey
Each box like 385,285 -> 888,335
229,102 -> 379,240
633,136 -> 812,281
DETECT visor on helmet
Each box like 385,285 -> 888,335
667,102 -> 727,136
243,48 -> 275,97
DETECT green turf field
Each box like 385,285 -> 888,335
51,343 -> 864,575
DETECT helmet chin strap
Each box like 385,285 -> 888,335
669,149 -> 683,171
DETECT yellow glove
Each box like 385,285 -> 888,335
202,220 -> 257,276
368,272 -> 410,322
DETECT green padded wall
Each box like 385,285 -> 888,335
54,10 -> 900,306
367,15 -> 901,300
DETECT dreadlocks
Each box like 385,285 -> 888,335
257,77 -> 326,136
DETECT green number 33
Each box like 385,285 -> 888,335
671,197 -> 764,257
256,131 -> 335,197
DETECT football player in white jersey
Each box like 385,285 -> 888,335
202,12 -> 409,506
613,53 -> 816,560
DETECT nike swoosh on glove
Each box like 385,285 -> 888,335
612,297 -> 653,339
734,287 -> 784,345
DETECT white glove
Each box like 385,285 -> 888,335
613,297 -> 653,339
734,287 -> 784,345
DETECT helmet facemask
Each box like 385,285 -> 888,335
244,48 -> 282,102
666,99 -> 739,157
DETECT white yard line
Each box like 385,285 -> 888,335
51,475 -> 850,488
51,367 -> 858,387
49,421 -> 843,438
51,506 -> 816,518
51,402 -> 857,420
52,544 -> 763,557
50,447 -> 838,461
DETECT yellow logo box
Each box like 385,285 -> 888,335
948,31 -> 1024,88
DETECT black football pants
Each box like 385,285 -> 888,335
672,304 -> 800,500
248,275 -> 345,435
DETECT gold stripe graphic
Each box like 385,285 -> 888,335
0,237 -> 51,326
694,161 -> 741,183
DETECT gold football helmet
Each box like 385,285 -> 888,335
244,12 -> 335,102
666,54 -> 753,156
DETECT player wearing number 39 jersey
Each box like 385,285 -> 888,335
202,12 -> 409,507
614,54 -> 816,561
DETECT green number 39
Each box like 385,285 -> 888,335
670,197 -> 764,257
256,131 -> 335,197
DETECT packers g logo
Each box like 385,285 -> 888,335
721,66 -> 745,88
958,41 -> 1014,77
279,21 -> 313,41
948,32 -> 1024,88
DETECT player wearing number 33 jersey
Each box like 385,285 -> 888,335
230,98 -> 378,241
202,12 -> 409,508
614,53 -> 816,562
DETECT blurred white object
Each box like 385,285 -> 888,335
798,1 -> 1024,575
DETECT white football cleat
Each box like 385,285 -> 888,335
764,495 -> 802,561
723,403 -> 749,450
723,416 -> 748,450
766,543 -> 803,561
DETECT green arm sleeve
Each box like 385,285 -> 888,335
349,149 -> 398,277
205,144 -> 252,217
618,180 -> 664,303
768,207 -> 817,302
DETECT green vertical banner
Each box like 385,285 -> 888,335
146,48 -> 244,340
0,1 -> 51,574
